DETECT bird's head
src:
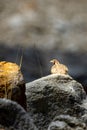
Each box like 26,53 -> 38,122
50,59 -> 59,65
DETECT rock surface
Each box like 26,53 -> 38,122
26,74 -> 87,130
0,98 -> 37,130
0,74 -> 87,130
48,115 -> 86,130
0,61 -> 26,109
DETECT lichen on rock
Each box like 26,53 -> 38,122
0,61 -> 26,109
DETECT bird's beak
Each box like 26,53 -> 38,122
50,60 -> 53,63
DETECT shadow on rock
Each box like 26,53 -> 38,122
0,99 -> 37,130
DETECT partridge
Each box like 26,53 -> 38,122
50,59 -> 68,75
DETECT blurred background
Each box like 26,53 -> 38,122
0,0 -> 87,91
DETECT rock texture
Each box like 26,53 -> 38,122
0,98 -> 37,130
0,61 -> 26,109
0,74 -> 87,130
26,74 -> 87,130
48,115 -> 86,130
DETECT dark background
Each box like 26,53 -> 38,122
0,0 -> 87,92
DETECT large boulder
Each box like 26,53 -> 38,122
0,98 -> 37,130
26,74 -> 87,130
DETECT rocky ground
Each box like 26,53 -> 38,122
0,74 -> 87,130
0,1 -> 87,129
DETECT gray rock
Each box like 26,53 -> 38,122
26,74 -> 87,129
0,98 -> 37,130
0,74 -> 87,130
48,115 -> 86,130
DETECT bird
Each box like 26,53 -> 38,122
50,59 -> 68,75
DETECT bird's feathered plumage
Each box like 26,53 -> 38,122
50,59 -> 68,75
